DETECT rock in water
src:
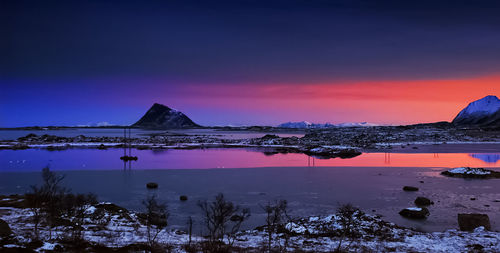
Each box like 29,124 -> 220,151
399,207 -> 429,219
452,95 -> 500,127
403,186 -> 419,191
414,197 -> 433,206
146,182 -> 158,189
0,219 -> 12,237
441,167 -> 500,179
133,103 -> 200,129
458,213 -> 491,231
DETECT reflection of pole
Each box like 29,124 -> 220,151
384,153 -> 391,164
313,157 -> 315,166
121,127 -> 135,171
128,128 -> 131,156
308,156 -> 310,167
123,128 -> 126,157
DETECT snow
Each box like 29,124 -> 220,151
473,226 -> 485,233
1,205 -> 500,252
447,167 -> 491,175
278,121 -> 313,128
3,244 -> 19,248
85,206 -> 97,214
405,207 -> 422,211
335,122 -> 378,127
38,242 -> 58,251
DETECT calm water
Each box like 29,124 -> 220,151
0,148 -> 499,233
1,148 -> 499,171
0,128 -> 304,141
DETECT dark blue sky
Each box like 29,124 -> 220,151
2,0 -> 500,127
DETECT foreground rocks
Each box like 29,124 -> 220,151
1,196 -> 499,252
458,213 -> 491,231
0,219 -> 12,237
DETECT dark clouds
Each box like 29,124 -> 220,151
2,0 -> 500,84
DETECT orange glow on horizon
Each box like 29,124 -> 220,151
162,75 -> 500,125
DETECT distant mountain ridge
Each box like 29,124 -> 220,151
278,121 -> 377,129
452,95 -> 500,127
132,103 -> 200,129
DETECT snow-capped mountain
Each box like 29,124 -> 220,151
452,95 -> 500,127
132,103 -> 200,129
278,121 -> 313,128
278,121 -> 376,128
335,122 -> 378,127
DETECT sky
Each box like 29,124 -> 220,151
1,0 -> 500,127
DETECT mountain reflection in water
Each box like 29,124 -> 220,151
469,153 -> 500,164
2,149 -> 500,172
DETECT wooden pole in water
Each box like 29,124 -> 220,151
123,128 -> 126,157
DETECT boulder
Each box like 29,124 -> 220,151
414,197 -> 433,206
458,213 -> 491,231
403,186 -> 419,192
179,195 -> 188,201
0,219 -> 12,237
146,182 -> 158,189
95,203 -> 129,214
399,207 -> 429,219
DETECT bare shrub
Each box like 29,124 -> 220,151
336,203 -> 362,252
261,199 -> 289,252
25,186 -> 45,239
25,167 -> 68,239
62,193 -> 98,241
198,193 -> 250,251
142,195 -> 169,249
26,167 -> 99,242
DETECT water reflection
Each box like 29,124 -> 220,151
1,149 -> 500,172
469,153 -> 500,164
120,128 -> 137,170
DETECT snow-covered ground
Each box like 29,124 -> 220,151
1,203 -> 499,252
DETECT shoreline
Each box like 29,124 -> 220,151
2,125 -> 500,154
1,194 -> 499,252
2,141 -> 500,154
1,166 -> 499,233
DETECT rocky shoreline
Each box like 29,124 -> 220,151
1,194 -> 499,252
2,125 -> 500,157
